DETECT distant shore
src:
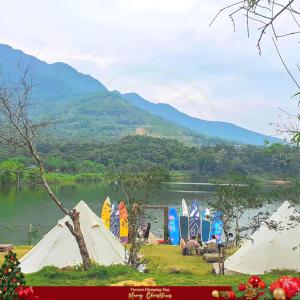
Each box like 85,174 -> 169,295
0,171 -> 292,186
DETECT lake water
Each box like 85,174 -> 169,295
0,182 -> 280,245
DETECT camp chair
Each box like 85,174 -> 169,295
179,238 -> 186,253
204,241 -> 218,254
227,240 -> 235,249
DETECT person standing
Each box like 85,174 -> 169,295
143,222 -> 151,243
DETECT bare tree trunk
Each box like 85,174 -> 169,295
218,246 -> 221,275
235,219 -> 239,247
221,246 -> 226,275
29,141 -> 91,270
127,202 -> 146,268
128,207 -> 139,266
66,210 -> 91,270
220,228 -> 229,275
0,70 -> 91,270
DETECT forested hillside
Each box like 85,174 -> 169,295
122,93 -> 280,145
42,91 -> 222,145
0,43 -> 280,145
0,136 -> 298,185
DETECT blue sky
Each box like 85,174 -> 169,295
0,0 -> 299,136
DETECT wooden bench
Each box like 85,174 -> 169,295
203,253 -> 219,263
0,244 -> 13,252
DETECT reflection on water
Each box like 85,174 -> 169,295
0,182 -> 281,245
168,190 -> 213,194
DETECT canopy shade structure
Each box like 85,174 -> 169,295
225,201 -> 300,275
20,200 -> 125,273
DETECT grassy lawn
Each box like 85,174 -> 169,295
0,246 -> 32,265
3,245 -> 300,286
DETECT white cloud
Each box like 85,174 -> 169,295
0,0 -> 298,135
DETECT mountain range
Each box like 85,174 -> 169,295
0,43 -> 279,145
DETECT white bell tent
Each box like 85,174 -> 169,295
225,201 -> 300,275
20,200 -> 125,273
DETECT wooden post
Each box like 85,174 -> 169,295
164,206 -> 169,244
142,204 -> 169,244
16,171 -> 20,201
28,223 -> 32,245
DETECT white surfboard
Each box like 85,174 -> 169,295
204,208 -> 211,220
182,199 -> 189,217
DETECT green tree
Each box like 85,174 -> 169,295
78,160 -> 105,173
46,156 -> 69,172
110,166 -> 170,267
274,177 -> 300,205
212,173 -> 265,274
0,159 -> 24,185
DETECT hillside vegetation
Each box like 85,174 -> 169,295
42,91 -> 220,145
0,43 -> 279,145
122,93 -> 280,145
0,136 -> 298,185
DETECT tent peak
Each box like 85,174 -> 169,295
269,200 -> 298,223
280,200 -> 291,208
74,200 -> 89,210
225,200 -> 300,275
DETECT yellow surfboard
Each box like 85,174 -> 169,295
101,196 -> 111,230
119,201 -> 128,243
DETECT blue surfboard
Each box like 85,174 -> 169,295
210,211 -> 224,243
110,203 -> 120,238
168,207 -> 180,245
189,200 -> 200,238
201,209 -> 211,243
179,216 -> 189,240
